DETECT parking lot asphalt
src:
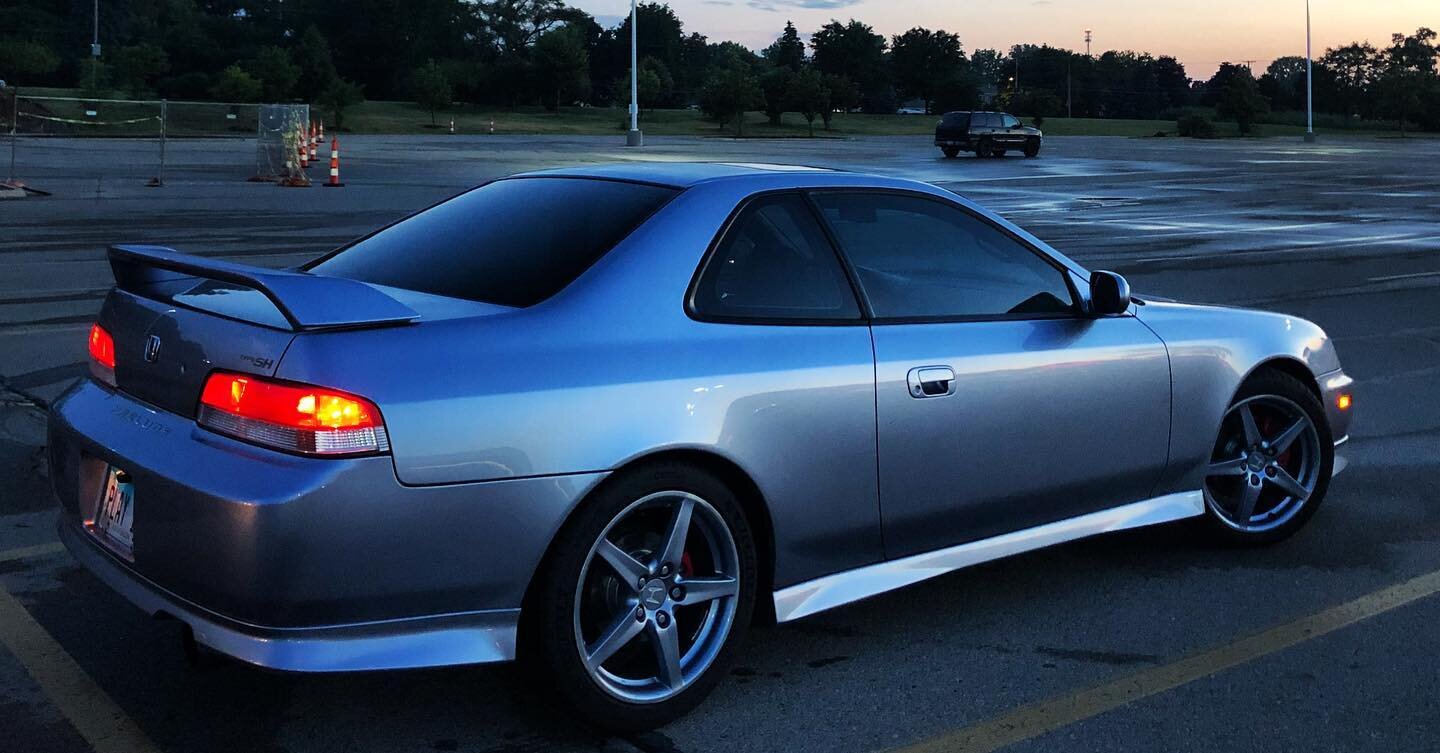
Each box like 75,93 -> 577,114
2,132 -> 1439,753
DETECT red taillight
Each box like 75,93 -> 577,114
88,323 -> 117,386
89,323 -> 116,369
197,372 -> 389,456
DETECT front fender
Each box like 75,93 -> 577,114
1136,301 -> 1342,491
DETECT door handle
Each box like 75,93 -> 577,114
907,366 -> 956,398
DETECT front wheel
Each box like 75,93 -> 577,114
1024,138 -> 1041,158
1201,370 -> 1333,545
528,463 -> 758,731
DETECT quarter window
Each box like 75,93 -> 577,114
811,193 -> 1075,320
692,195 -> 860,321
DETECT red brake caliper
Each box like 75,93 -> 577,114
681,551 -> 695,578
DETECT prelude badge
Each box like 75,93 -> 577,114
143,334 -> 162,363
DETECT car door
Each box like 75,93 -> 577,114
810,191 -> 1172,559
1000,114 -> 1024,145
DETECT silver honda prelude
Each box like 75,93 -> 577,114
49,163 -> 1353,729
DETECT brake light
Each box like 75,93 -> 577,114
89,324 -> 115,368
197,372 -> 389,456
88,324 -> 117,386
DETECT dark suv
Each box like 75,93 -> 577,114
935,111 -> 1043,159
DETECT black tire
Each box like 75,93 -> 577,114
975,136 -> 993,158
1024,138 -> 1041,158
1200,370 -> 1333,546
525,461 -> 759,731
942,146 -> 960,159
994,148 -> 1008,158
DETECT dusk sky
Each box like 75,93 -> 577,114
570,0 -> 1437,77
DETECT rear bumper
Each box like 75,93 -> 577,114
60,521 -> 519,671
49,379 -> 607,668
935,137 -> 971,148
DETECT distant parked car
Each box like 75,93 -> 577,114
935,110 -> 1043,159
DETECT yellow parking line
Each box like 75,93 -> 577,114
0,541 -> 65,563
891,568 -> 1440,753
0,547 -> 160,753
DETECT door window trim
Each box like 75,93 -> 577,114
805,187 -> 1086,326
684,189 -> 870,327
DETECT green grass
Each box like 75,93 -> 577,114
11,87 -> 1421,139
340,101 -> 1193,138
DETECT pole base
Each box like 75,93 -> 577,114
626,129 -> 644,147
322,182 -> 345,188
1303,132 -> 1317,143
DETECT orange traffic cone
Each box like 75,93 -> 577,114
297,126 -> 309,169
323,137 -> 345,187
308,122 -> 318,163
318,120 -> 325,143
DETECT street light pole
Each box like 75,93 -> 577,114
90,0 -> 100,91
626,0 -> 643,147
1304,0 -> 1316,142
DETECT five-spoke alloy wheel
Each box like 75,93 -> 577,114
575,491 -> 741,703
1202,371 -> 1333,544
528,463 -> 757,731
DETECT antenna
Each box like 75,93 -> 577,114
1084,28 -> 1093,57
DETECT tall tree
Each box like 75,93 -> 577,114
1321,42 -> 1380,118
810,19 -> 889,112
890,27 -> 965,113
410,59 -> 452,125
784,67 -> 829,136
534,25 -> 591,111
763,21 -> 806,71
759,66 -> 796,125
700,63 -> 759,135
1210,63 -> 1269,133
294,26 -> 340,101
111,43 -> 169,97
248,46 -> 299,102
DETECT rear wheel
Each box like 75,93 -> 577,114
1201,371 -> 1332,545
942,146 -> 960,159
975,136 -> 993,158
1024,138 -> 1041,158
528,463 -> 757,731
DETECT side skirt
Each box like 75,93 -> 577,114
772,491 -> 1204,623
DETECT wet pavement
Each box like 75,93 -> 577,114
2,133 -> 1439,753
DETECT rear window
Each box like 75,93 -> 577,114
307,178 -> 677,308
941,112 -> 970,127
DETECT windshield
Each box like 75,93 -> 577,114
307,177 -> 678,308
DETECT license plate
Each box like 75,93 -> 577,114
95,466 -> 135,557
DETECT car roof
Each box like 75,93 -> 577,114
513,162 -> 841,189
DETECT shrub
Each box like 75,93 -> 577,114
1177,114 -> 1216,138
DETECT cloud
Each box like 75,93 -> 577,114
701,0 -> 734,5
746,0 -> 864,11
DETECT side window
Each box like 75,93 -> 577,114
811,192 -> 1076,320
979,113 -> 999,128
1002,114 -> 1021,128
691,195 -> 861,321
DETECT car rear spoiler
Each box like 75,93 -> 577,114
108,244 -> 420,331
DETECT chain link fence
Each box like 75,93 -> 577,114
2,88 -> 310,189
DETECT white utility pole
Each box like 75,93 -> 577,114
626,0 -> 643,146
1304,0 -> 1316,142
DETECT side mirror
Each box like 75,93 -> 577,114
1089,271 -> 1131,316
